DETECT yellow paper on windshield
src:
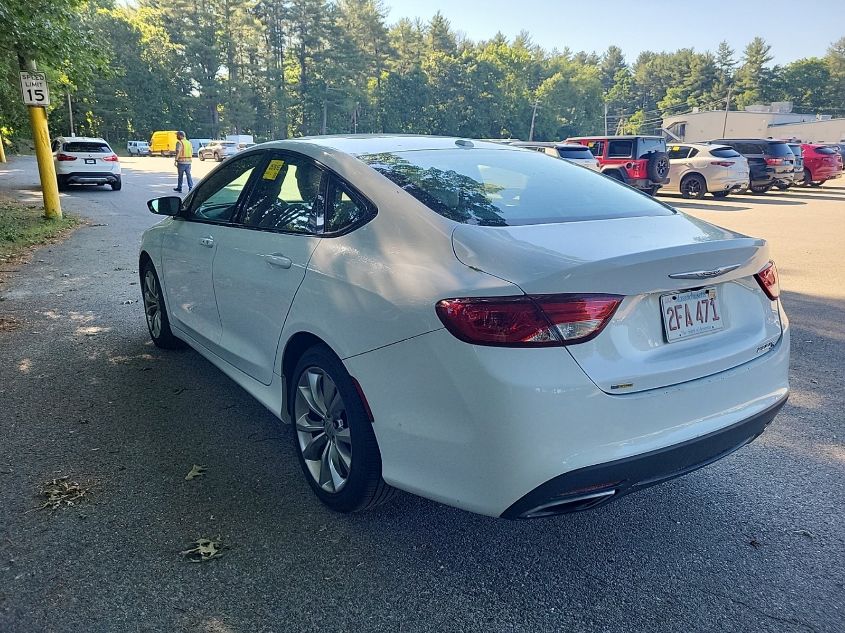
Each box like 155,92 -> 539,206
263,159 -> 285,180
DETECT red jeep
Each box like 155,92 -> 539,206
800,144 -> 843,187
566,135 -> 670,195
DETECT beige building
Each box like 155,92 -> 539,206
663,104 -> 845,143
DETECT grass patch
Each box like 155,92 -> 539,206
0,199 -> 79,263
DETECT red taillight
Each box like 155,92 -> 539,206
765,157 -> 783,166
56,153 -> 77,161
755,261 -> 780,301
435,294 -> 622,347
710,161 -> 735,167
103,154 -> 119,162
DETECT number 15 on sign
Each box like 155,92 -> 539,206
20,72 -> 50,106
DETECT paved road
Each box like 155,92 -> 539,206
1,156 -> 843,633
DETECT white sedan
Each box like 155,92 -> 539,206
140,136 -> 789,519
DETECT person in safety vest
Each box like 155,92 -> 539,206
173,131 -> 193,193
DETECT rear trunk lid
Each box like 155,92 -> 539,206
452,214 -> 783,394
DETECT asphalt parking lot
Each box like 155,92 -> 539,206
1,156 -> 843,633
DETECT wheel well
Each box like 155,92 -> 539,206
139,251 -> 153,284
602,168 -> 625,181
282,332 -> 332,388
680,172 -> 705,185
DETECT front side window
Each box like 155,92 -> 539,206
667,146 -> 691,160
188,153 -> 263,223
240,154 -> 325,234
359,148 -> 674,226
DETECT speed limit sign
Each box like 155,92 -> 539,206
20,72 -> 50,106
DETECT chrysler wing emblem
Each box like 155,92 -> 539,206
668,264 -> 741,280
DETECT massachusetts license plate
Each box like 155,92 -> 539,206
84,158 -> 96,164
660,287 -> 724,343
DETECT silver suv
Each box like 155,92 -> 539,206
198,141 -> 238,162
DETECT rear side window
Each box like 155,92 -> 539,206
557,147 -> 594,160
813,146 -> 837,155
636,138 -> 666,157
586,141 -> 604,157
359,148 -> 674,226
325,179 -> 372,233
64,142 -> 111,153
607,140 -> 633,158
709,148 -> 742,158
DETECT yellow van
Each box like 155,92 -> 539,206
149,130 -> 178,157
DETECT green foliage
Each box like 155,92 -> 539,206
2,1 -> 845,145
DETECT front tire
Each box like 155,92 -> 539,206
775,183 -> 791,191
214,152 -> 222,162
712,191 -> 730,198
199,153 -> 205,161
291,345 -> 395,513
680,174 -> 706,199
141,262 -> 183,349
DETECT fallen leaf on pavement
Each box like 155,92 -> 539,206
185,465 -> 207,480
180,538 -> 226,562
30,476 -> 91,511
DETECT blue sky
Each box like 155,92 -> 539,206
382,0 -> 845,65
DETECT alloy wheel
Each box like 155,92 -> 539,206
143,269 -> 162,338
294,367 -> 352,493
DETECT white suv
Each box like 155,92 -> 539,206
663,143 -> 749,199
198,141 -> 238,162
52,136 -> 122,191
127,140 -> 150,156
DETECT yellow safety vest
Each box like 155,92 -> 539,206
177,139 -> 193,162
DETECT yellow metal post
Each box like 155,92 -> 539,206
0,133 -> 6,163
28,104 -> 61,219
21,59 -> 61,219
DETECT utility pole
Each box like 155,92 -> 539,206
604,100 -> 608,136
20,58 -> 61,219
528,99 -> 540,141
67,91 -> 75,136
722,86 -> 732,137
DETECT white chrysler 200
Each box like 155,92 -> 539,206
140,135 -> 789,519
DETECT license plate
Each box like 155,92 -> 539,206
660,287 -> 724,343
84,158 -> 96,164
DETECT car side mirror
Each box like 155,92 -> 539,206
147,196 -> 182,216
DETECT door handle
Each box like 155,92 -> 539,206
264,254 -> 292,269
199,236 -> 214,248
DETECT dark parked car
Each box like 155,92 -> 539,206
565,135 -> 670,195
708,139 -> 796,194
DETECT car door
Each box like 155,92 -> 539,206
666,145 -> 692,189
211,151 -> 327,384
160,152 -> 265,352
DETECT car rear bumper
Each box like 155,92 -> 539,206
707,174 -> 749,192
346,309 -> 790,517
60,172 -> 120,185
501,394 -> 786,518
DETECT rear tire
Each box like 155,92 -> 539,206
110,176 -> 122,191
291,345 -> 396,513
56,175 -> 68,191
680,174 -> 706,200
750,184 -> 771,194
809,180 -> 824,187
140,262 -> 183,350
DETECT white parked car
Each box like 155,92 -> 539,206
127,140 -> 150,156
140,136 -> 789,518
198,141 -> 238,162
52,136 -> 121,191
510,141 -> 600,170
663,143 -> 749,199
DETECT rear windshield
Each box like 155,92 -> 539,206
814,146 -> 837,155
709,147 -> 742,158
557,147 -> 594,159
64,142 -> 111,153
358,148 -> 674,226
767,142 -> 794,157
637,138 -> 666,157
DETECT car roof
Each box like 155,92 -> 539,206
257,135 -> 516,156
567,135 -> 663,141
56,136 -> 109,143
710,138 -> 788,143
671,142 -> 732,150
